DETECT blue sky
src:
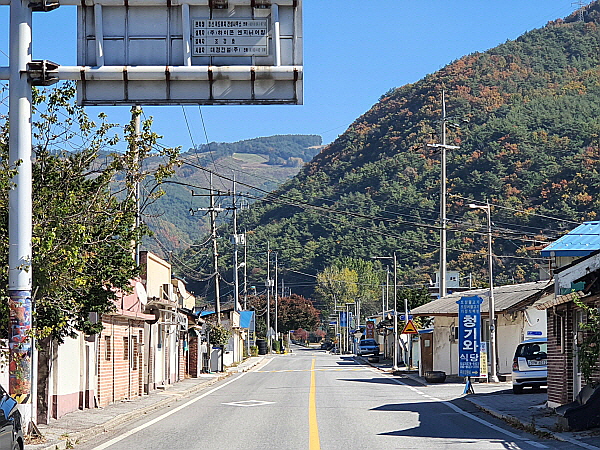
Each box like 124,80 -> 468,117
0,1 -> 580,151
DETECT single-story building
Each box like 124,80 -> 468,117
411,281 -> 553,377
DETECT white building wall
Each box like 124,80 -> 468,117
432,316 -> 459,375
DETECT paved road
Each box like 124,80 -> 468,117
77,346 -> 575,450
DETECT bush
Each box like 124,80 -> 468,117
272,340 -> 281,353
250,345 -> 259,357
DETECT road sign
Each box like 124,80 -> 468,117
75,0 -> 303,105
401,319 -> 418,334
400,315 -> 413,321
457,295 -> 484,377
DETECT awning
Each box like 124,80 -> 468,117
239,311 -> 255,329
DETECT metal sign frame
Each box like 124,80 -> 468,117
75,0 -> 303,105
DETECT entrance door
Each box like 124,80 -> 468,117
420,333 -> 434,373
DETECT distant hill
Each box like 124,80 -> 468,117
197,2 -> 600,299
142,135 -> 323,257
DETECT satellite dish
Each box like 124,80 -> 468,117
135,282 -> 148,305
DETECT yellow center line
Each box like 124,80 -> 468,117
309,357 -> 320,450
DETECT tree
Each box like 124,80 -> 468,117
0,83 -> 180,343
314,265 -> 358,314
277,294 -> 320,333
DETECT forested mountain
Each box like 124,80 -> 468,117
208,2 -> 600,299
141,135 -> 323,256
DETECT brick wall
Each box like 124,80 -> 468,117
189,336 -> 199,378
98,316 -> 145,408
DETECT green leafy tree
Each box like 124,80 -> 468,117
0,83 -> 180,343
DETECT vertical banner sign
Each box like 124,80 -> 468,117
366,320 -> 375,339
339,311 -> 347,328
457,295 -> 484,377
480,341 -> 489,378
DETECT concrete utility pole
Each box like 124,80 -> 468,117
209,174 -> 222,324
274,252 -> 278,342
243,230 -> 248,310
266,242 -> 271,349
232,173 -> 240,311
427,90 -> 460,299
132,106 -> 142,266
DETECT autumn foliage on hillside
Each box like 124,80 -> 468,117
236,2 -> 600,294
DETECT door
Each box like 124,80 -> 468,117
420,333 -> 434,374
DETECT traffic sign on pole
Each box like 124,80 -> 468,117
401,319 -> 418,334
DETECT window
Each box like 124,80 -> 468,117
123,337 -> 129,360
104,335 -> 111,361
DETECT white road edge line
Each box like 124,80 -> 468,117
371,368 -> 549,449
91,357 -> 275,450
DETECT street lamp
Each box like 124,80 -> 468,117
372,254 -> 399,371
469,202 -> 499,383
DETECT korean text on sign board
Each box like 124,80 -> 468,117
192,18 -> 269,57
457,296 -> 483,377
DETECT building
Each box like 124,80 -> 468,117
411,282 -> 552,377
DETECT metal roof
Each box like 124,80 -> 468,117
541,221 -> 600,257
411,281 -> 554,317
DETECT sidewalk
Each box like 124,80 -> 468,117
26,356 -> 266,450
362,356 -> 600,449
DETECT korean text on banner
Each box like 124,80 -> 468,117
457,295 -> 484,377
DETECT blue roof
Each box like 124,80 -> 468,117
541,222 -> 600,257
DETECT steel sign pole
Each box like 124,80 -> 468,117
9,0 -> 34,426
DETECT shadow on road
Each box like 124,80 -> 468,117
371,398 -> 534,448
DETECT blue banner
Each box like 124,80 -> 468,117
340,311 -> 347,327
457,295 -> 484,377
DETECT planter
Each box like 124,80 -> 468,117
424,370 -> 446,383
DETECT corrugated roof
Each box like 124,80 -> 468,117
541,221 -> 600,257
411,281 -> 553,316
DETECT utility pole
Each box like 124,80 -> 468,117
8,0 -> 34,427
274,252 -> 278,343
209,174 -> 221,324
232,173 -> 240,311
469,202 -> 499,382
132,106 -> 141,266
243,229 -> 248,310
266,242 -> 271,350
427,90 -> 460,299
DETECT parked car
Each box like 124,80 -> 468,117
357,339 -> 380,356
0,383 -> 24,450
320,341 -> 334,351
512,338 -> 547,394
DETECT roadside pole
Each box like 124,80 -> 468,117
8,0 -> 34,427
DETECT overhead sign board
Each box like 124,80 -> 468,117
76,0 -> 303,106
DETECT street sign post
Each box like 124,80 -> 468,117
401,319 -> 418,334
